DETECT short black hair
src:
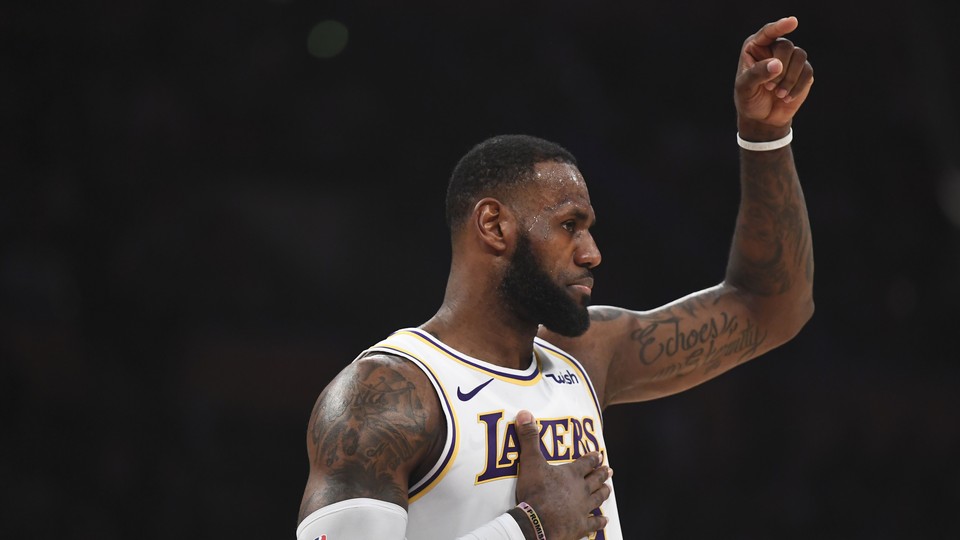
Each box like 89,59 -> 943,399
445,134 -> 578,230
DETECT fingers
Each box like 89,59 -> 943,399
742,17 -> 799,67
585,464 -> 613,492
568,450 -> 604,478
514,410 -> 544,463
590,479 -> 612,510
761,40 -> 813,103
745,16 -> 798,49
737,56 -> 784,94
772,44 -> 811,102
585,513 -> 610,535
739,36 -> 812,103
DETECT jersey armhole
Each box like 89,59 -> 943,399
362,346 -> 458,500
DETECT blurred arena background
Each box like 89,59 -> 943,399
3,1 -> 959,538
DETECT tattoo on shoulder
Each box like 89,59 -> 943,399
589,306 -> 624,322
310,356 -> 438,502
629,300 -> 768,381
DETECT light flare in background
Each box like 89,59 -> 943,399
307,20 -> 349,59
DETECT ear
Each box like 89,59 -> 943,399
472,197 -> 516,254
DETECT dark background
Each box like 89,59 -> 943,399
4,1 -> 959,538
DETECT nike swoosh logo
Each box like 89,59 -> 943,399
457,378 -> 494,401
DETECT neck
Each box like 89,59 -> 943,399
421,275 -> 539,370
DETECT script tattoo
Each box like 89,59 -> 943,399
730,150 -> 813,295
310,357 -> 436,503
631,302 -> 768,381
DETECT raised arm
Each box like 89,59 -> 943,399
544,17 -> 815,407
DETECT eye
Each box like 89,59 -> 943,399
562,220 -> 576,233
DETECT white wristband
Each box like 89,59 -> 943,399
737,128 -> 793,151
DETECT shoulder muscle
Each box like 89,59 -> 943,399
299,353 -> 443,520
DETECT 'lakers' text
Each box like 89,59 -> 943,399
475,411 -> 603,483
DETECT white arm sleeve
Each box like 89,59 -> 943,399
456,513 -> 526,540
295,498 -> 526,540
296,498 -> 407,540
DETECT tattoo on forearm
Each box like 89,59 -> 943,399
730,150 -> 812,296
310,359 -> 436,502
631,306 -> 768,381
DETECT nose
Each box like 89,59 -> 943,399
576,232 -> 602,269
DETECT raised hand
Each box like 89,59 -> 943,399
735,16 -> 814,130
513,410 -> 612,540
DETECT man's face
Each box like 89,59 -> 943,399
497,162 -> 600,337
499,230 -> 592,337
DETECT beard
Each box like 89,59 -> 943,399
498,232 -> 591,337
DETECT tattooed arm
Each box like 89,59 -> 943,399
298,354 -> 612,539
541,17 -> 815,407
298,353 -> 444,521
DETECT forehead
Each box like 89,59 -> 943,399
524,161 -> 592,215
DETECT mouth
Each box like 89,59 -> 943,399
567,278 -> 594,296
568,284 -> 592,295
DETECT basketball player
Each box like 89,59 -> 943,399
297,16 -> 815,540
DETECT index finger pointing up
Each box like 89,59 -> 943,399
748,16 -> 799,47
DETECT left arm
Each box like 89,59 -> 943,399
543,17 -> 815,407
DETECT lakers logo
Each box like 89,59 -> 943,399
475,411 -> 603,483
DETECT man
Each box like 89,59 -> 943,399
297,16 -> 814,540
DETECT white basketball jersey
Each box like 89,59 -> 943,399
363,328 -> 622,540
